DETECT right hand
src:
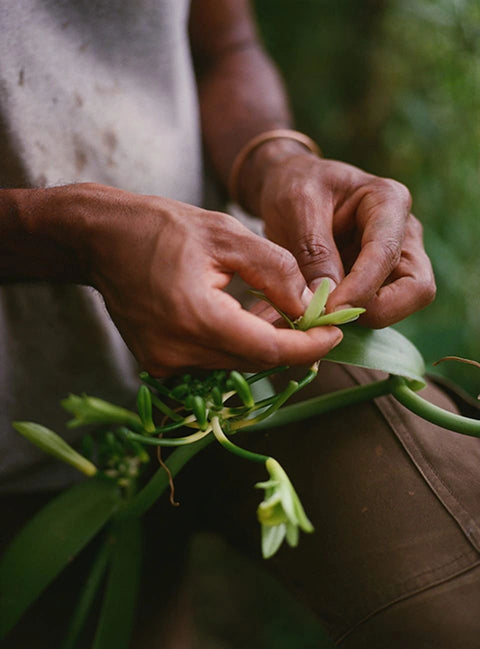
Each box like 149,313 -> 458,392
48,183 -> 343,375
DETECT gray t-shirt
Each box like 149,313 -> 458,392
0,0 -> 203,492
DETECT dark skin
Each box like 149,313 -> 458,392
191,0 -> 435,328
0,0 -> 435,376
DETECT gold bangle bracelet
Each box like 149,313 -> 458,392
227,128 -> 322,205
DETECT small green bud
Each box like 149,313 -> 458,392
13,422 -> 97,477
137,385 -> 155,433
211,386 -> 223,408
170,384 -> 190,400
191,396 -> 208,431
229,371 -> 255,408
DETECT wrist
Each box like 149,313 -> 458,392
229,131 -> 321,216
11,185 -> 92,284
240,139 -> 308,214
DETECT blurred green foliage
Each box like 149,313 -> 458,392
255,0 -> 480,396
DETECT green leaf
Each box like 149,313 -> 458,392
12,422 -> 97,476
325,324 -> 426,388
92,519 -> 142,649
61,536 -> 112,649
0,477 -> 121,639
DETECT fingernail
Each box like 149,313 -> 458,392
333,328 -> 344,346
310,277 -> 336,293
301,285 -> 314,307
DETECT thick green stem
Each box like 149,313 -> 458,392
211,417 -> 268,464
391,376 -> 480,436
123,428 -> 211,447
245,378 -> 393,431
246,366 -> 289,384
234,380 -> 300,430
150,394 -> 183,422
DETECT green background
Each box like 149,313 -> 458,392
255,0 -> 480,397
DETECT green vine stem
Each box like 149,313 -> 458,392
245,377 -> 394,431
390,376 -> 480,437
211,416 -> 269,464
117,373 -> 480,521
123,428 -> 211,447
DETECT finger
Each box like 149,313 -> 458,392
267,185 -> 345,291
359,216 -> 436,328
217,227 -> 311,319
328,180 -> 411,310
248,300 -> 281,324
289,206 -> 344,292
204,291 -> 343,367
140,336 -> 268,377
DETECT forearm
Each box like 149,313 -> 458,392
0,187 -> 89,284
192,2 -> 308,213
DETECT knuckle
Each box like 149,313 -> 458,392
275,179 -> 317,214
409,214 -> 423,236
380,178 -> 412,209
380,237 -> 402,269
273,247 -> 301,279
419,277 -> 437,306
293,234 -> 334,267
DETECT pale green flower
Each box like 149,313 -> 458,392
256,457 -> 314,558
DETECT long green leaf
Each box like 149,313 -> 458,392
61,535 -> 113,649
0,477 -> 121,639
92,519 -> 142,649
325,324 -> 426,388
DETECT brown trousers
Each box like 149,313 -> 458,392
3,364 -> 480,648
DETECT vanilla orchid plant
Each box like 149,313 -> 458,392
1,280 -> 479,649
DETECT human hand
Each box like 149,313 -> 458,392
241,145 -> 435,328
48,184 -> 342,375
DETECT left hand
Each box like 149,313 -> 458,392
246,149 -> 436,328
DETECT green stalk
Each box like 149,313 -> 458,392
233,380 -> 300,430
211,417 -> 269,464
152,419 -> 192,434
245,378 -> 393,431
61,535 -> 112,649
391,376 -> 480,436
123,428 -> 211,447
150,394 -> 184,422
139,372 -> 171,398
295,364 -> 319,390
246,366 -> 289,384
